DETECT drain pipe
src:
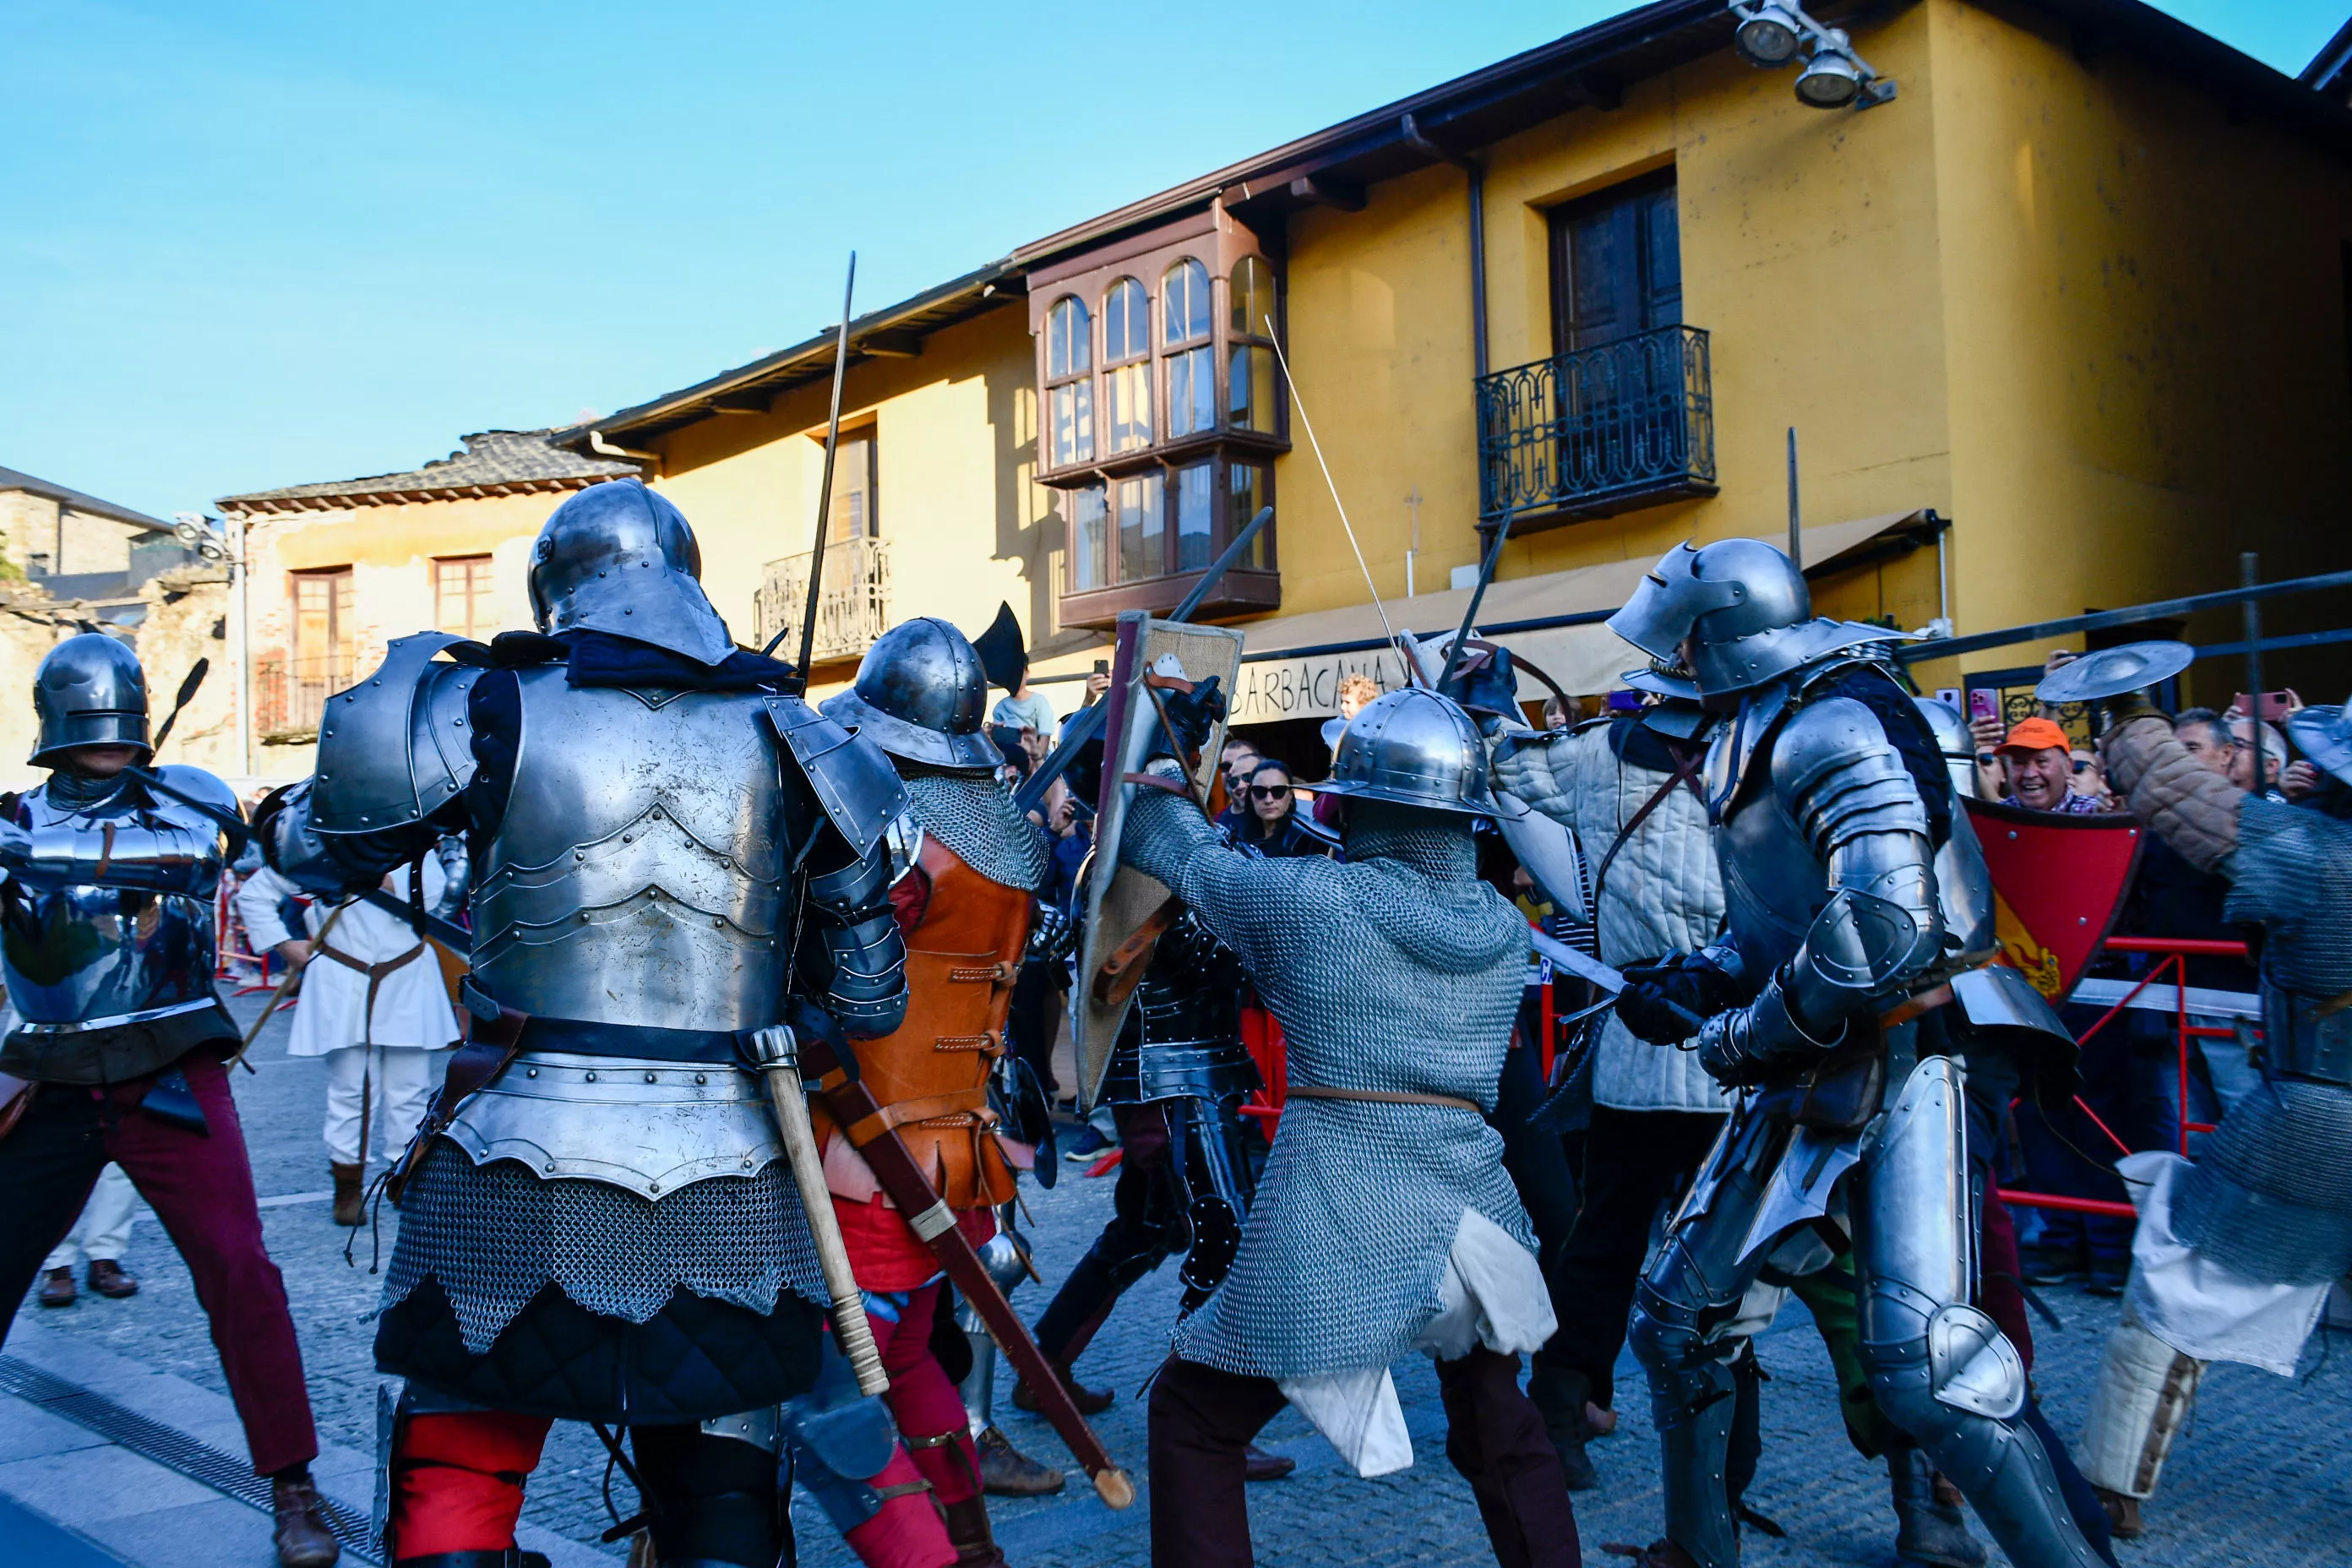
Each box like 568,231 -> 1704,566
1401,113 -> 1488,382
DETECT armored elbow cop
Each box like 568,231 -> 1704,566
803,847 -> 908,1036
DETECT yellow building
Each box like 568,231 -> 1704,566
216,430 -> 640,776
534,0 -> 2349,762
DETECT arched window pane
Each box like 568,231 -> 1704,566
1068,485 -> 1108,591
1103,278 -> 1150,362
1230,256 -> 1277,340
1163,259 -> 1210,346
1048,297 -> 1092,380
1228,344 -> 1277,433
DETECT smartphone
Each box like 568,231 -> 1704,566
1966,689 -> 1999,724
1092,659 -> 1109,675
2235,691 -> 2294,721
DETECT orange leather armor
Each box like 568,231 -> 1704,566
815,833 -> 1028,1211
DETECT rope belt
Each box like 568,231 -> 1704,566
312,934 -> 427,1168
1286,1086 -> 1482,1113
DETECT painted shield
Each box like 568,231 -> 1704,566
1964,797 -> 2144,1001
1071,612 -> 1245,1112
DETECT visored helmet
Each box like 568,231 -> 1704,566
1315,687 -> 1499,818
31,633 -> 150,766
1609,539 -> 1814,697
821,617 -> 999,770
527,479 -> 735,666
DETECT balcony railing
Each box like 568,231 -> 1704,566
253,653 -> 355,743
1477,324 -> 1718,526
754,534 -> 892,666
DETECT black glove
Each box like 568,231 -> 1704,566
1149,675 -> 1227,764
1614,950 -> 1741,1044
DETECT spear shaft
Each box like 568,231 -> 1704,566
792,254 -> 858,689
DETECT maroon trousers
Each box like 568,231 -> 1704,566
0,1054 -> 320,1476
1148,1350 -> 1581,1568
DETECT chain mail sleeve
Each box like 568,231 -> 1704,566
1119,776 -> 1333,979
2104,715 -> 2243,876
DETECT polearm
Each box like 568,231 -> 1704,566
1010,504 -> 1272,818
786,254 -> 859,689
788,1024 -> 1136,1507
1435,509 -> 1516,693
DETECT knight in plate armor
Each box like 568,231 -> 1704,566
1509,540 -> 2115,1568
2067,680 -> 2352,1541
0,633 -> 341,1568
260,479 -> 911,1568
797,615 -> 1054,1568
1015,899 -> 1288,1476
1122,683 -> 1579,1568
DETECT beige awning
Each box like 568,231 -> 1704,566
1223,511 -> 1931,724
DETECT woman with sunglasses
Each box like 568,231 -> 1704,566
1234,760 -> 1325,858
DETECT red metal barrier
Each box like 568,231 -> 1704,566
1996,934 -> 2251,1219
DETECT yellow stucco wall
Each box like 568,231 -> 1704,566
652,305 -> 1070,699
1922,0 -> 2352,697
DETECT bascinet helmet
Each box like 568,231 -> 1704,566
1609,539 -> 1813,697
821,617 -> 999,770
31,633 -> 150,766
1315,687 -> 1500,818
527,478 -> 734,666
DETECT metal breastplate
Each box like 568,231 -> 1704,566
1,785 -> 217,1029
471,672 -> 814,1032
1102,913 -> 1259,1105
1713,773 -> 1828,979
2263,971 -> 2352,1086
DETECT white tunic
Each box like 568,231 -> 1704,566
233,861 -> 457,1058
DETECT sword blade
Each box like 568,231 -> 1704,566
1529,928 -> 1626,994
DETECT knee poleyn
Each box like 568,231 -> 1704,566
1865,1300 -> 2027,1443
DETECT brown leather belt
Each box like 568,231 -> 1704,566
1879,983 -> 1955,1030
1287,1086 -> 1481,1113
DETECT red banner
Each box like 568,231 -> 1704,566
1964,798 -> 2144,1001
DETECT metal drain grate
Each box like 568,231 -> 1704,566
0,1355 -> 380,1565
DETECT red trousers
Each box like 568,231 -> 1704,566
0,1054 -> 318,1476
841,1281 -> 977,1568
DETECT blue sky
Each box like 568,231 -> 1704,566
4,0 -> 2343,520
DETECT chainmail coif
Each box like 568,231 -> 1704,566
384,1144 -> 826,1353
901,768 -> 1050,892
1119,790 -> 1534,1381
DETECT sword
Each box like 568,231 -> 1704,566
787,1026 -> 1137,1508
1528,928 -> 1705,1032
1012,504 -> 1272,818
749,1026 -> 890,1398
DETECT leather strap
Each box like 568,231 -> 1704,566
1091,896 -> 1183,1010
1592,738 -> 1708,907
315,937 -> 428,1048
1286,1085 -> 1480,1113
1879,983 -> 1956,1030
844,1088 -> 992,1145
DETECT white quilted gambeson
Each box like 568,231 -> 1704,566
1521,719 -> 1729,1113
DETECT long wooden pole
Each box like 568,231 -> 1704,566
792,254 -> 859,689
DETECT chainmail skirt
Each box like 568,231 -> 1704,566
385,1138 -> 828,1354
2171,1079 -> 2352,1286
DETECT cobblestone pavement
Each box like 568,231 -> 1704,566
8,988 -> 2349,1564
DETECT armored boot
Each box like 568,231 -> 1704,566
941,1494 -> 1009,1567
1889,1440 -> 1987,1568
1527,1365 -> 1598,1490
331,1161 -> 366,1227
977,1424 -> 1065,1496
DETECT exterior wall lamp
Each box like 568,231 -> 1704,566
1728,2 -> 1897,108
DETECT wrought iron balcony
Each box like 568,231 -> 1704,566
1477,324 -> 1718,527
754,534 -> 892,666
253,654 -> 354,744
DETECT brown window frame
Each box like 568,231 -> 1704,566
432,553 -> 496,640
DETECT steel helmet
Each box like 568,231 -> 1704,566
1609,538 -> 1816,697
527,479 -> 735,666
1315,687 -> 1500,818
821,617 -> 999,770
30,634 -> 150,766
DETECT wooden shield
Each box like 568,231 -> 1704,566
1965,798 -> 2144,1001
1070,612 -> 1244,1111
